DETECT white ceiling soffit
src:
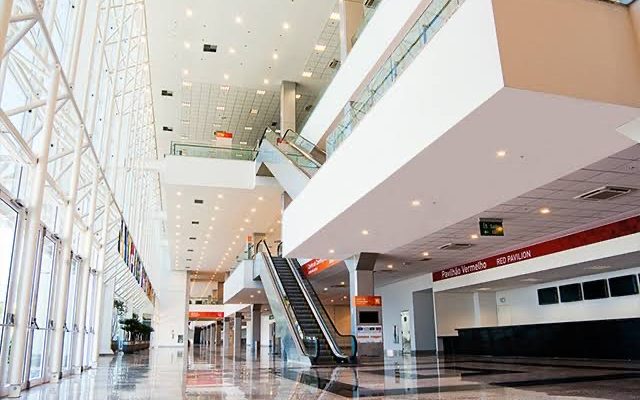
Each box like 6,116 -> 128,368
146,0 -> 339,153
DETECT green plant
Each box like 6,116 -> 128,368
119,313 -> 154,342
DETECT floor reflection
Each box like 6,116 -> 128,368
20,346 -> 640,399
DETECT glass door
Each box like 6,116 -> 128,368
24,232 -> 57,386
83,268 -> 97,368
0,196 -> 21,393
61,256 -> 80,375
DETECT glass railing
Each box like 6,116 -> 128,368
326,0 -> 465,156
282,129 -> 327,165
170,142 -> 258,161
262,129 -> 322,178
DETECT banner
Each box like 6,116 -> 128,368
118,219 -> 157,303
301,259 -> 341,277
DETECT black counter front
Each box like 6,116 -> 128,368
441,317 -> 640,360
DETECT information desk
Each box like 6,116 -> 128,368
441,317 -> 640,360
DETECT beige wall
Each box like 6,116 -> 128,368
631,0 -> 640,50
325,305 -> 351,334
493,0 -> 640,107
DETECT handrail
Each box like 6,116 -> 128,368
285,258 -> 355,362
254,240 -> 317,360
261,128 -> 323,176
282,129 -> 327,156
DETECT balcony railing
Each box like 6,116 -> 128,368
326,0 -> 466,156
170,142 -> 258,161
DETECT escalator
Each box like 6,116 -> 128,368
255,241 -> 356,365
257,128 -> 326,198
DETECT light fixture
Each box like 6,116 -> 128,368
177,191 -> 182,196
470,234 -> 479,239
216,106 -> 225,111
235,235 -> 240,239
411,200 -> 421,207
257,290 -> 261,294
232,241 -> 236,245
182,102 -> 191,107
330,299 -> 334,303
329,249 -> 335,254
240,141 -> 248,145
314,44 -> 326,52
258,196 -> 264,201
323,288 -> 328,291
250,109 -> 258,115
223,73 -> 229,80
539,207 -> 551,214
211,217 -> 215,221
256,90 -> 266,95
176,224 -> 181,228
182,81 -> 192,87
330,12 -> 340,20
220,85 -> 230,91
184,41 -> 191,49
250,295 -> 254,298
302,71 -> 313,78
496,150 -> 507,158
177,204 -> 182,209
250,208 -> 256,213
204,241 -> 209,244
282,22 -> 290,30
422,251 -> 429,257
176,232 -> 181,236
244,218 -> 250,223
240,227 -> 245,232
244,126 -> 253,131
235,16 -> 242,24
214,206 -> 220,211
361,229 -> 369,235
263,78 -> 269,84
208,226 -> 213,230
229,47 -> 236,54
182,68 -> 189,76
217,194 -> 223,199
340,281 -> 345,285
387,264 -> 393,269
295,94 -> 301,99
272,53 -> 279,60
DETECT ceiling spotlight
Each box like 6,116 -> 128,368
411,200 -> 421,207
232,241 -> 236,245
214,206 -> 220,211
329,249 -> 335,254
184,41 -> 191,49
186,8 -> 193,17
422,251 -> 430,257
182,81 -> 192,87
540,207 -> 551,214
235,16 -> 242,24
228,47 -> 236,54
257,290 -> 261,294
217,194 -> 223,199
176,191 -> 182,196
361,229 -> 369,235
216,106 -> 225,111
272,53 -> 279,60
314,44 -> 326,52
330,12 -> 340,20
258,196 -> 264,201
208,226 -> 213,230
256,90 -> 266,95
250,295 -> 254,298
176,224 -> 181,228
177,204 -> 182,209
236,235 -> 240,239
263,78 -> 270,84
295,94 -> 301,99
204,241 -> 209,244
282,22 -> 290,30
211,217 -> 215,221
223,73 -> 229,80
182,68 -> 189,76
250,109 -> 258,115
496,150 -> 507,158
240,227 -> 245,232
302,71 -> 313,78
323,288 -> 328,291
340,281 -> 345,285
387,264 -> 393,269
470,234 -> 479,239
220,85 -> 230,91
244,218 -> 250,223
244,126 -> 253,131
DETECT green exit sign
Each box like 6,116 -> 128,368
479,219 -> 504,236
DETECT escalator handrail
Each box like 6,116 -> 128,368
281,129 -> 327,157
255,240 -> 317,360
291,259 -> 358,360
285,258 -> 356,361
261,128 -> 323,172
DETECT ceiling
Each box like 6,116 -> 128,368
164,181 -> 283,273
146,0 -> 341,154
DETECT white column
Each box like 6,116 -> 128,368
0,0 -> 14,71
338,0 -> 365,59
98,278 -> 116,355
345,254 -> 375,337
71,170 -> 100,374
7,65 -> 61,398
279,81 -> 297,134
91,200 -> 112,365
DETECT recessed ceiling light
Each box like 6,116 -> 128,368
208,226 -> 213,230
232,241 -> 236,245
184,41 -> 191,49
282,22 -> 290,30
185,8 -> 193,17
387,264 -> 393,269
217,194 -> 223,199
340,281 -> 345,286
182,68 -> 189,76
256,90 -> 266,95
539,207 -> 551,214
269,228 -> 274,233
177,191 -> 182,196
302,71 -> 312,78
422,251 -> 429,257
235,16 -> 242,24
329,249 -> 335,254
216,106 -> 225,111
250,295 -> 254,298
496,150 -> 507,158
205,233 -> 210,238
323,288 -> 328,291
295,94 -> 301,99
411,200 -> 421,207
182,102 -> 191,107
177,204 -> 181,209
204,241 -> 209,244
220,85 -> 230,91
236,235 -> 240,239
361,229 -> 369,235
244,126 -> 252,131
330,12 -> 340,20
272,53 -> 279,60
224,74 -> 229,80
239,141 -> 247,145
229,47 -> 236,54
250,109 -> 258,114
257,290 -> 261,294
470,234 -> 479,239
240,227 -> 244,232
176,232 -> 181,236
182,81 -> 192,87
263,78 -> 269,84
244,218 -> 250,223
314,44 -> 326,52
250,208 -> 256,213
258,196 -> 264,201
210,217 -> 215,221
214,206 -> 220,211
176,224 -> 181,228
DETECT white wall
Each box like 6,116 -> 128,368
153,268 -> 188,348
434,292 -> 497,336
190,281 -> 215,299
260,314 -> 272,347
496,267 -> 640,326
376,273 -> 434,352
223,260 -> 263,303
163,156 -> 256,189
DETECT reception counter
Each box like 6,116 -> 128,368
441,317 -> 640,360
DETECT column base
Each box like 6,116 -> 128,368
7,384 -> 21,398
49,372 -> 61,383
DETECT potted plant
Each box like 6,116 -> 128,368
111,300 -> 127,352
120,313 -> 154,353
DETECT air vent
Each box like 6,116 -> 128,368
203,44 -> 218,53
194,199 -> 204,204
271,121 -> 277,127
419,258 -> 432,262
189,237 -> 197,240
328,59 -> 340,69
162,126 -> 173,132
191,221 -> 199,225
438,243 -> 473,250
187,249 -> 194,252
304,105 -> 313,112
161,90 -> 173,97
575,186 -> 635,201
186,258 -> 192,261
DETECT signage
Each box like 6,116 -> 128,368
188,311 -> 224,320
433,215 -> 640,282
354,295 -> 382,307
214,131 -> 233,139
479,218 -> 504,236
300,259 -> 341,277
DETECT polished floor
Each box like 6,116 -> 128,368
20,346 -> 640,399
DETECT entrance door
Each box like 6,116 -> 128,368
62,256 -> 80,375
400,311 -> 411,354
24,231 -> 57,386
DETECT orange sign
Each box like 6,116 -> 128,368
188,311 -> 224,320
354,296 -> 382,307
214,131 -> 233,139
301,259 -> 341,277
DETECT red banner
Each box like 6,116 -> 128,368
354,296 -> 382,307
188,311 -> 224,320
433,215 -> 640,282
301,259 -> 341,277
214,131 -> 233,139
